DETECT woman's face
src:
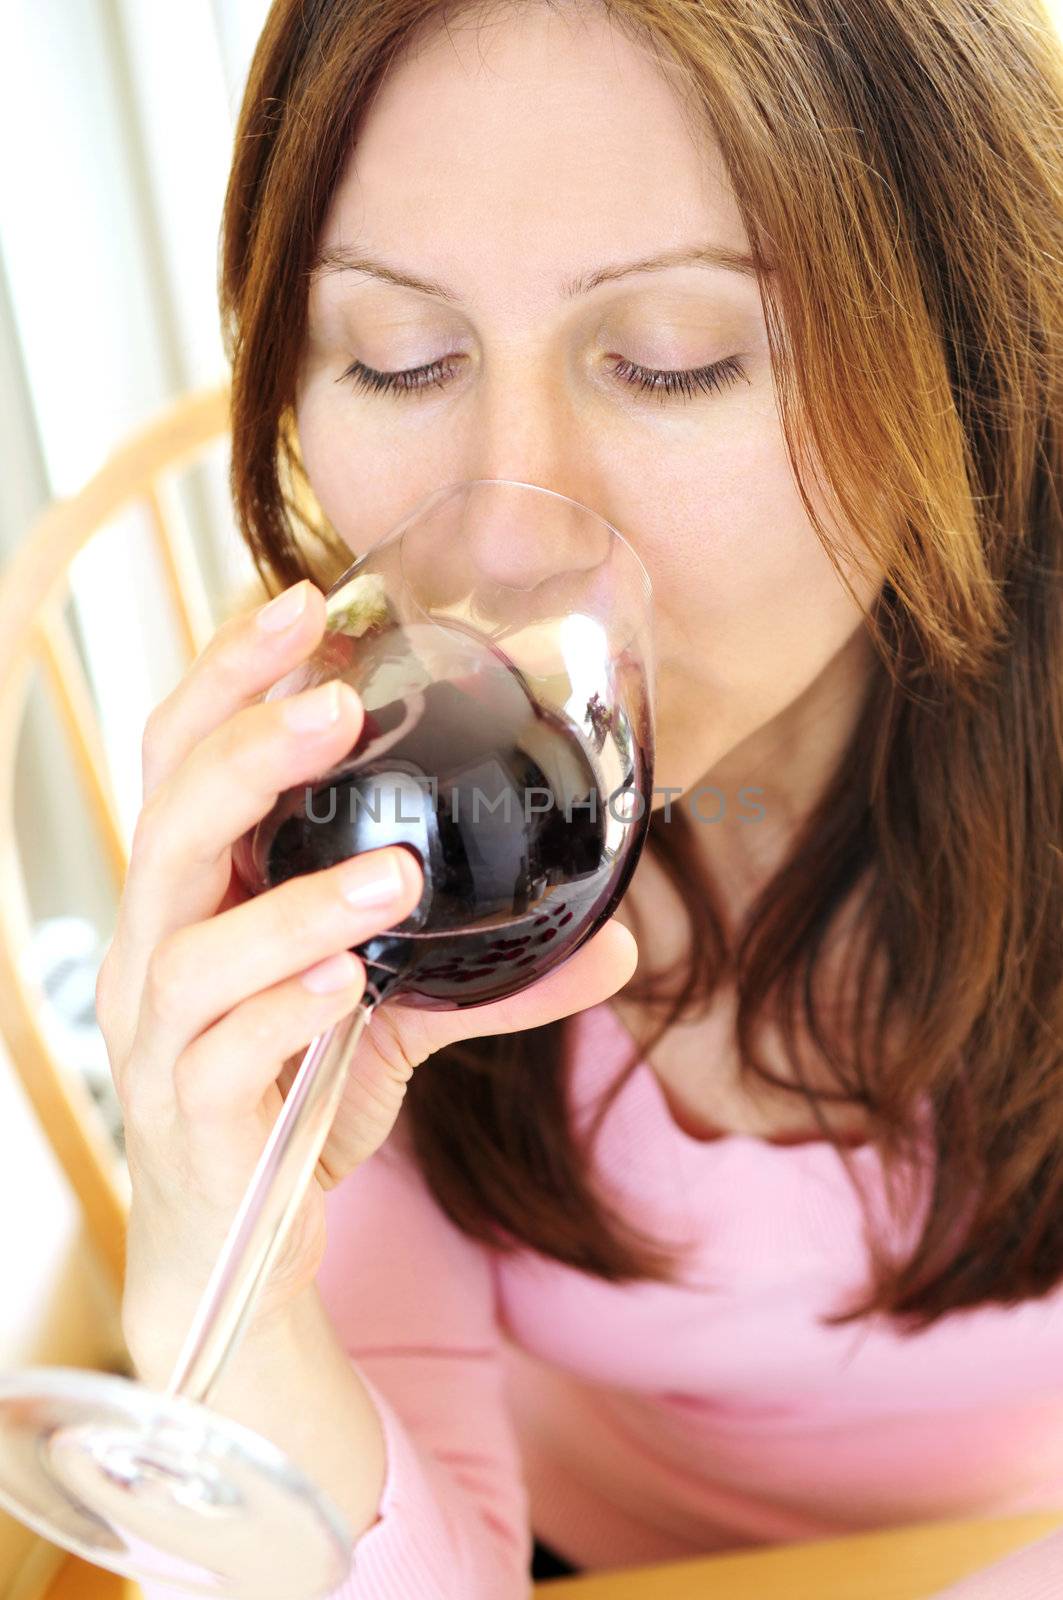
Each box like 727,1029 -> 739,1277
296,1 -> 882,803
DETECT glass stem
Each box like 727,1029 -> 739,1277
162,999 -> 376,1407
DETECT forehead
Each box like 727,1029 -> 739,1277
317,4 -> 751,314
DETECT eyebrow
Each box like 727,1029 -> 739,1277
308,241 -> 767,304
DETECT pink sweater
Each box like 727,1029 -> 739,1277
143,1000 -> 1063,1597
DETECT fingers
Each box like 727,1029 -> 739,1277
118,676 -> 365,966
169,950 -> 368,1124
138,846 -> 424,1064
140,580 -> 327,802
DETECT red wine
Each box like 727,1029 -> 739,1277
233,621 -> 650,1009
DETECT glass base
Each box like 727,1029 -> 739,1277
0,1368 -> 353,1598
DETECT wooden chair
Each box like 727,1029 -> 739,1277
0,385 -> 231,1599
0,384 -> 231,1302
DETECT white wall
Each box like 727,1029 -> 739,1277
0,0 -> 270,915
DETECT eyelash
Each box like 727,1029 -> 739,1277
338,352 -> 747,403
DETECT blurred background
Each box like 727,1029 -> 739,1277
2,0 -> 271,912
0,5 -> 271,1592
1,2 -> 1061,1595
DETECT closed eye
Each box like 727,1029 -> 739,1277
338,353 -> 748,403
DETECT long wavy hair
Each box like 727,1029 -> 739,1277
219,0 -> 1063,1331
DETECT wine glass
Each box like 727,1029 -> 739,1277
0,478 -> 655,1597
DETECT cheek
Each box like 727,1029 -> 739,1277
638,393 -> 859,628
626,400 -> 881,768
295,380 -> 461,557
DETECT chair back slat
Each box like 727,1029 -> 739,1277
31,1549 -> 141,1599
34,605 -> 129,896
0,386 -> 230,1295
144,483 -> 214,664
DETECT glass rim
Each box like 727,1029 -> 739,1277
325,475 -> 653,602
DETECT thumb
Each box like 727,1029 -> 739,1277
299,915 -> 633,1190
360,917 -> 639,1073
424,917 -> 640,1048
312,919 -> 639,1181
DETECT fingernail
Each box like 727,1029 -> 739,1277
282,680 -> 345,732
340,849 -> 410,909
301,951 -> 359,994
257,580 -> 309,633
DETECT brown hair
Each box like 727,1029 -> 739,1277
220,0 -> 1063,1330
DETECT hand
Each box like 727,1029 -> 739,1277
96,578 -> 638,1376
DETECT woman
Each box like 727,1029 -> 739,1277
102,0 -> 1063,1594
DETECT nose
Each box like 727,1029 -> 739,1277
454,363 -> 613,586
396,475 -> 650,666
461,478 -> 611,593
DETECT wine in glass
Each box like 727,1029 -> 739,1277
0,478 -> 654,1598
